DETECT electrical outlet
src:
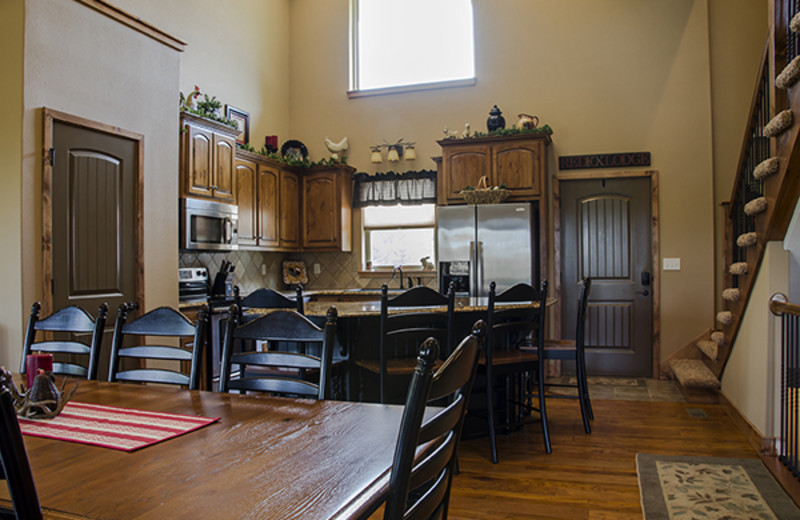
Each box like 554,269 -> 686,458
314,263 -> 321,275
663,257 -> 681,271
261,264 -> 267,276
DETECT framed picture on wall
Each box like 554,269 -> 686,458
225,105 -> 249,146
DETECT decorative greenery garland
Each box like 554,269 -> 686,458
180,106 -> 239,129
237,142 -> 346,168
462,124 -> 553,139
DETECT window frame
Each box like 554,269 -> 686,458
348,0 -> 476,98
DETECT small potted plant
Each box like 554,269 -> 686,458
196,94 -> 222,118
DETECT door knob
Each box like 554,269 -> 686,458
638,289 -> 650,296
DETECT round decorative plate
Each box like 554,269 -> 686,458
281,140 -> 308,161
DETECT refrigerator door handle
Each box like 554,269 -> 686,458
476,241 -> 484,296
469,240 -> 476,296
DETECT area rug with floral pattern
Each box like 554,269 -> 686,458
636,453 -> 800,519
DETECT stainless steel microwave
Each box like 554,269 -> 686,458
181,198 -> 238,251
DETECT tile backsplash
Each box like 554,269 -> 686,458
179,250 -> 287,295
179,249 -> 435,295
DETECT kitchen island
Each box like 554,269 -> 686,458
244,292 -> 554,403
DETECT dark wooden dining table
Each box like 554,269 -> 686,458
0,380 -> 409,519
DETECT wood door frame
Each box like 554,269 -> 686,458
553,169 -> 660,378
42,108 -> 144,316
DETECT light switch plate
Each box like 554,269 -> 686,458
663,257 -> 681,271
314,263 -> 321,275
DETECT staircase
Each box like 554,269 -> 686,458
665,6 -> 800,401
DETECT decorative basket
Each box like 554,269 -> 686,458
460,176 -> 511,204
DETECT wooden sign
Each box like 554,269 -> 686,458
558,152 -> 651,170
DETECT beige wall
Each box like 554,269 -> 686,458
708,0 -> 769,311
721,241 -> 787,437
288,0 -> 723,361
8,0 -> 183,371
0,1 -> 772,371
111,0 -> 292,149
0,0 -> 24,368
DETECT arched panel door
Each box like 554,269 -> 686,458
560,177 -> 653,376
48,117 -> 140,380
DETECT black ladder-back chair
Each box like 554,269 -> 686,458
383,321 -> 485,520
233,285 -> 307,361
20,302 -> 108,381
480,280 -> 549,461
537,277 -> 593,437
233,285 -> 304,321
108,304 -> 208,390
0,387 -> 42,520
356,284 -> 455,404
219,305 -> 337,399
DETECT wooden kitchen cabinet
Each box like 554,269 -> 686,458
235,151 -> 299,251
437,133 -> 551,205
302,164 -> 354,251
235,156 -> 277,248
279,169 -> 301,249
180,112 -> 238,203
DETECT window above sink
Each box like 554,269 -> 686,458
362,204 -> 435,271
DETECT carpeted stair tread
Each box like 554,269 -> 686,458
670,359 -> 720,390
764,109 -> 793,137
696,340 -> 718,361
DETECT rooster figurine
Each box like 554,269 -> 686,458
180,85 -> 202,111
324,136 -> 349,162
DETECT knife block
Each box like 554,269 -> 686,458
211,272 -> 234,297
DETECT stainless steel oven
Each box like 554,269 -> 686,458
181,198 -> 238,251
178,267 -> 210,303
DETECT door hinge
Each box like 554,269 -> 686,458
47,148 -> 55,167
50,278 -> 54,295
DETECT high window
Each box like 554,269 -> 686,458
362,204 -> 436,269
350,0 -> 475,95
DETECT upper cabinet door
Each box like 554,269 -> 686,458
302,171 -> 339,249
235,158 -> 257,247
441,144 -> 490,204
257,164 -> 280,248
493,139 -> 543,199
279,169 -> 301,249
212,134 -> 236,202
185,124 -> 214,198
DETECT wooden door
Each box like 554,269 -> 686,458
442,144 -> 490,203
560,177 -> 653,376
212,134 -> 236,202
493,139 -> 542,199
47,114 -> 141,380
235,158 -> 257,247
280,169 -> 300,249
185,123 -> 214,198
302,171 -> 338,249
257,164 -> 279,248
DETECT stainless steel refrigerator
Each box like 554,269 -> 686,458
436,203 -> 537,297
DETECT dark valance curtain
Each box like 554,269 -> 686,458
353,170 -> 437,207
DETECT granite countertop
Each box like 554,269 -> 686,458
246,297 -> 555,318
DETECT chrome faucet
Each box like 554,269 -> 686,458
392,266 -> 404,289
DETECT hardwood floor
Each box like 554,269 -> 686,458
446,398 -> 760,520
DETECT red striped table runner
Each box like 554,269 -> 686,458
18,401 -> 219,451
